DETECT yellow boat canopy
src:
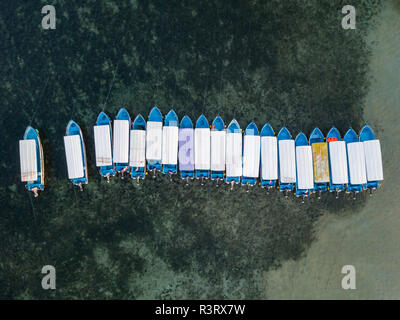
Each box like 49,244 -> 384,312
312,142 -> 330,183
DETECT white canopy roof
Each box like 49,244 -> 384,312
146,122 -> 163,161
296,145 -> 314,189
129,130 -> 146,167
347,142 -> 367,185
363,139 -> 383,181
162,126 -> 179,165
113,120 -> 130,163
19,140 -> 37,182
225,132 -> 242,177
211,130 -> 226,171
64,135 -> 84,179
261,136 -> 278,180
278,139 -> 296,183
194,127 -> 210,170
243,135 -> 260,178
93,125 -> 112,167
328,141 -> 348,184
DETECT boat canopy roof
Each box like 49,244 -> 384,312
19,139 -> 37,182
113,119 -> 130,163
194,126 -> 210,170
261,135 -> 278,180
146,121 -> 163,161
312,142 -> 330,183
211,128 -> 226,171
162,125 -> 179,165
243,133 -> 260,178
94,125 -> 112,166
278,139 -> 296,183
64,135 -> 84,179
260,123 -> 275,137
226,126 -> 242,177
329,141 -> 349,184
296,145 -> 314,190
363,140 -> 383,181
130,129 -> 146,167
347,141 -> 367,185
180,115 -> 193,129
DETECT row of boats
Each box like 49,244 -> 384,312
19,107 -> 383,201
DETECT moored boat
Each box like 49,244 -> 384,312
359,125 -> 383,195
194,114 -> 210,184
146,106 -> 163,177
94,111 -> 115,182
260,123 -> 278,191
130,114 -> 146,181
225,119 -> 242,189
344,128 -> 367,199
210,116 -> 226,186
19,126 -> 45,197
295,132 -> 313,202
327,127 -> 348,198
277,127 -> 296,197
310,127 -> 329,198
178,115 -> 195,183
64,120 -> 88,190
242,121 -> 260,190
162,109 -> 179,179
113,108 -> 131,178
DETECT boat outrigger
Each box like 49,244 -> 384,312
277,127 -> 296,198
242,122 -> 260,191
225,119 -> 242,189
130,114 -> 146,181
162,109 -> 179,180
64,120 -> 88,190
260,123 -> 278,191
295,132 -> 313,202
359,125 -> 383,195
210,116 -> 226,186
94,111 -> 115,182
344,128 -> 367,199
113,108 -> 131,178
194,114 -> 210,185
146,106 -> 163,177
178,115 -> 195,184
19,126 -> 45,197
310,128 -> 329,198
327,127 -> 348,198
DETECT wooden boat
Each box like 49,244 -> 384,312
130,114 -> 146,181
178,115 -> 194,183
19,126 -> 45,197
146,106 -> 163,177
310,128 -> 329,198
277,127 -> 296,197
242,122 -> 260,190
225,119 -> 242,189
94,111 -> 115,182
194,114 -> 210,184
359,125 -> 383,195
295,132 -> 313,202
64,120 -> 88,190
162,110 -> 179,179
113,108 -> 131,178
344,128 -> 367,199
260,123 -> 278,191
327,127 -> 348,198
210,116 -> 226,186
